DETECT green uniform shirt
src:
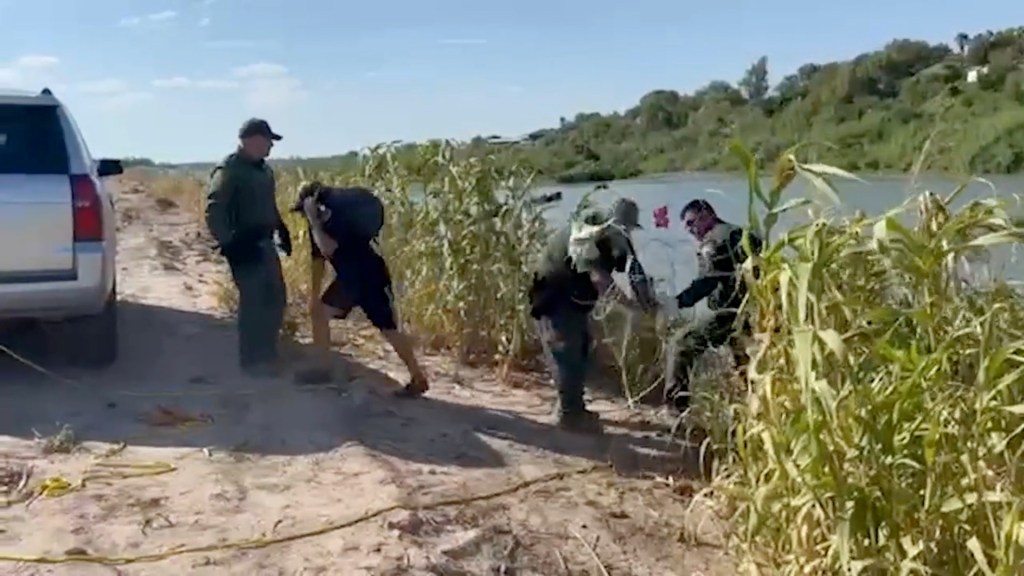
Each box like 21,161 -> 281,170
530,208 -> 631,316
677,221 -> 763,311
204,149 -> 281,250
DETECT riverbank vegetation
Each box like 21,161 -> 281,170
132,134 -> 1024,572
497,26 -> 1024,181
127,27 -> 1024,184
273,142 -> 552,367
708,144 -> 1024,574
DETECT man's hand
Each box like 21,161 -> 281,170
676,291 -> 693,309
591,270 -> 657,314
276,220 -> 293,257
302,196 -> 320,222
304,197 -> 339,259
589,270 -> 613,296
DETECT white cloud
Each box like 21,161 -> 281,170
101,91 -> 154,109
149,62 -> 305,112
13,55 -> 60,69
232,62 -> 289,78
67,78 -> 152,110
149,11 -> 176,21
242,75 -> 306,111
198,17 -> 211,27
77,78 -> 130,94
119,10 -> 177,27
151,76 -> 192,89
0,54 -> 60,89
229,62 -> 306,111
151,76 -> 238,89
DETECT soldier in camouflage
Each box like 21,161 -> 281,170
667,199 -> 763,412
204,118 -> 293,377
529,198 -> 648,434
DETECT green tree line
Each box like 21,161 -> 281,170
492,26 -> 1024,182
127,26 -> 1024,183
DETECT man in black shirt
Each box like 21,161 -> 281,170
667,199 -> 763,412
299,183 -> 429,397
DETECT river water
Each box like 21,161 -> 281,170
535,173 -> 1024,297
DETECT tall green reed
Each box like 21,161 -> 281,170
709,141 -> 1024,575
273,140 -> 551,365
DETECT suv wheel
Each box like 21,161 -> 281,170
66,287 -> 118,368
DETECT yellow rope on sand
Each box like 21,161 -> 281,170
0,463 -> 610,566
0,329 -> 612,567
0,344 -> 75,384
2,461 -> 177,508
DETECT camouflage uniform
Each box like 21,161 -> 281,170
666,221 -> 762,411
204,119 -> 291,372
529,199 -> 640,432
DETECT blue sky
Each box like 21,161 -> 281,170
0,0 -> 1017,163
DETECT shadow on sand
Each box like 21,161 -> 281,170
0,301 -> 700,476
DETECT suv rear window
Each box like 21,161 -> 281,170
0,104 -> 70,175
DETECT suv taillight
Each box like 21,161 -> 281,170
71,175 -> 103,242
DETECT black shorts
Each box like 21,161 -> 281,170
318,240 -> 397,331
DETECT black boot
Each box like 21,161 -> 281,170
664,374 -> 691,413
554,406 -> 603,434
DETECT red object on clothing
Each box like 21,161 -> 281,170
653,205 -> 670,229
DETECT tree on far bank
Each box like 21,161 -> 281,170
955,32 -> 970,55
739,56 -> 770,102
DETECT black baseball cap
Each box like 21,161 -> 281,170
238,118 -> 282,141
611,198 -> 642,230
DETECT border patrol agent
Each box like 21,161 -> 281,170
529,198 -> 646,433
667,198 -> 763,411
204,118 -> 293,377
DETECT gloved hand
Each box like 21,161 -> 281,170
676,291 -> 692,309
276,220 -> 292,257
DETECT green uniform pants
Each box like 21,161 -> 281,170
539,305 -> 592,415
228,243 -> 286,368
665,311 -> 749,411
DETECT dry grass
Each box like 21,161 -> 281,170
702,143 -> 1024,574
121,167 -> 206,216
32,422 -> 78,455
128,147 -> 723,402
123,139 -> 1024,572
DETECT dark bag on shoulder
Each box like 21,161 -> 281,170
320,187 -> 385,241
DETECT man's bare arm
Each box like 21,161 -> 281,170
301,196 -> 339,259
306,214 -> 338,259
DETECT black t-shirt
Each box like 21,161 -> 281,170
308,206 -> 391,292
308,187 -> 381,260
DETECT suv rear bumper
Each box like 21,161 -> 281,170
0,242 -> 114,320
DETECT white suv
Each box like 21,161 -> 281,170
0,88 -> 121,367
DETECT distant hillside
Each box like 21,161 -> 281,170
122,153 -> 364,175
128,26 -> 1024,182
